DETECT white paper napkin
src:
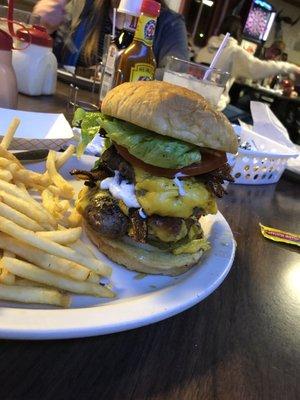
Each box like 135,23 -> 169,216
286,145 -> 300,175
250,101 -> 297,150
237,102 -> 300,175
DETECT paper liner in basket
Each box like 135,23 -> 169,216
0,108 -> 74,151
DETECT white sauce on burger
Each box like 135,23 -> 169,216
173,173 -> 186,196
138,208 -> 147,219
100,171 -> 140,209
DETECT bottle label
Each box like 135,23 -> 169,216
130,63 -> 155,82
100,44 -> 118,101
135,15 -> 156,46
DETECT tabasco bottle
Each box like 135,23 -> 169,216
115,0 -> 161,85
99,0 -> 142,101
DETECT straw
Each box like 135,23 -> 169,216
7,0 -> 15,36
203,32 -> 230,80
112,8 -> 117,38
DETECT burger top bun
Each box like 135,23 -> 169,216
101,81 -> 238,154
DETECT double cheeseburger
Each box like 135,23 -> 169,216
73,81 -> 238,276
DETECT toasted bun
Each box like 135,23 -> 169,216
85,223 -> 203,276
101,81 -> 238,154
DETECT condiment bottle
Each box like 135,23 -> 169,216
0,29 -> 18,109
99,0 -> 142,101
12,25 -> 57,96
115,0 -> 161,85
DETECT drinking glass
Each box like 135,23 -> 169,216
163,57 -> 230,108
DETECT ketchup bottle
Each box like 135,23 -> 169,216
0,29 -> 18,109
115,0 -> 161,85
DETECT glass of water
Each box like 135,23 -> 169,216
163,57 -> 230,108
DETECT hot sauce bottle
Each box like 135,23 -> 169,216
115,0 -> 161,85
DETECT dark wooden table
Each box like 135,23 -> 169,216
1,83 -> 299,400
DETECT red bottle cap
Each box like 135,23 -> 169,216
141,0 -> 161,17
0,29 -> 13,51
17,25 -> 53,47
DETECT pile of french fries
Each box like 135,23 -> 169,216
0,118 -> 114,307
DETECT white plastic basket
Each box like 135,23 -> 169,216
227,126 -> 299,185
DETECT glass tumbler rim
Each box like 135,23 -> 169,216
166,56 -> 231,78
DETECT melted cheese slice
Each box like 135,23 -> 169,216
134,167 -> 217,218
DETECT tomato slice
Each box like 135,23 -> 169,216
115,144 -> 227,178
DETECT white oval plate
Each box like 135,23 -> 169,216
0,155 -> 236,340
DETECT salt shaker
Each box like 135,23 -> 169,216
12,25 -> 57,96
0,29 -> 18,109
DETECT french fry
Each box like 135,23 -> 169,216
5,162 -> 20,175
56,145 -> 75,169
0,251 -> 15,284
0,145 -> 24,168
15,181 -> 30,195
0,216 -> 112,276
4,250 -> 15,257
68,207 -> 82,227
0,157 -> 10,168
47,185 -> 61,196
0,191 -> 53,230
0,125 -> 115,307
0,179 -> 58,228
43,145 -> 75,181
0,216 -> 111,276
0,268 -> 15,284
1,156 -> 48,188
14,277 -> 49,287
0,169 -> 13,182
2,257 -> 114,298
57,199 -> 70,213
14,169 -> 50,187
15,181 -> 27,190
0,249 -> 15,284
0,233 -> 91,281
87,272 -> 100,284
46,151 -> 74,199
0,177 -> 28,199
1,118 -> 20,149
37,227 -> 82,244
41,189 -> 61,219
0,202 -> 44,231
70,240 -> 94,257
0,283 -> 70,307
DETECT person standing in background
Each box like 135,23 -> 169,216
195,16 -> 300,120
33,0 -> 189,77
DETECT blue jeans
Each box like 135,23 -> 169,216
222,105 -> 253,124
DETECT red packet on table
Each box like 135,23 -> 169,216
259,223 -> 300,247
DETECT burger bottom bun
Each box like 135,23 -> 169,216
85,224 -> 204,276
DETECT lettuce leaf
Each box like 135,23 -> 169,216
73,110 -> 201,168
74,109 -> 109,156
102,119 -> 201,169
72,108 -> 86,127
